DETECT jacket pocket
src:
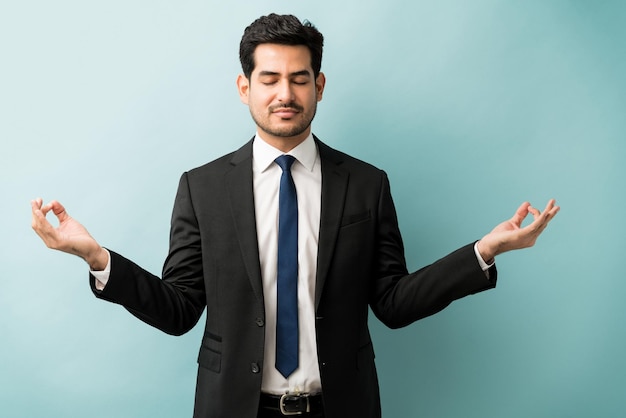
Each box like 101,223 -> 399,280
198,332 -> 222,373
340,210 -> 371,228
357,340 -> 375,370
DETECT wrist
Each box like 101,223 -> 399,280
476,240 -> 495,264
86,246 -> 109,271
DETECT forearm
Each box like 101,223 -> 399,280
371,242 -> 497,329
90,250 -> 205,336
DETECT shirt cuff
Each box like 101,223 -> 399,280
474,241 -> 495,272
90,248 -> 111,291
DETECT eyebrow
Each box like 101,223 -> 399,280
257,70 -> 312,77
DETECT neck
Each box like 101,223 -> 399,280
257,129 -> 311,153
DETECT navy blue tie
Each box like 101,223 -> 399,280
274,155 -> 299,378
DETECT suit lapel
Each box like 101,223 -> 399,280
315,139 -> 349,309
225,140 -> 264,302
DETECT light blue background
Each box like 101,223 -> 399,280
2,1 -> 624,417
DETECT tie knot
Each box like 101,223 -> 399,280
275,155 -> 296,172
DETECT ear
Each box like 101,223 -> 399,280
315,72 -> 326,102
236,74 -> 250,104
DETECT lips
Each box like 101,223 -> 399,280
273,108 -> 299,118
270,103 -> 303,118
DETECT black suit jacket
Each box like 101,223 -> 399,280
91,137 -> 496,418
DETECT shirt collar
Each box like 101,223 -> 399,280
253,132 -> 318,173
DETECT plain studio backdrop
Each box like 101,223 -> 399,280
1,1 -> 624,417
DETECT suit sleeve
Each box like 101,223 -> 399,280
90,172 -> 206,336
368,172 -> 497,329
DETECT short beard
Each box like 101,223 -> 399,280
251,102 -> 317,138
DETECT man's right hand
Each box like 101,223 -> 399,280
31,198 -> 109,271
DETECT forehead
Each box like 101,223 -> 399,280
252,43 -> 312,75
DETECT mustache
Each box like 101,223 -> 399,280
269,103 -> 304,113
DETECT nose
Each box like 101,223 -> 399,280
276,79 -> 295,103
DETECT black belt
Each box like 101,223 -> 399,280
259,393 -> 324,416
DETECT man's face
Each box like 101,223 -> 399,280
237,43 -> 325,151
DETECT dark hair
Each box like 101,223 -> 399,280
239,14 -> 324,79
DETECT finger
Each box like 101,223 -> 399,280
31,198 -> 45,217
49,200 -> 70,222
39,202 -> 53,217
524,200 -> 558,236
31,197 -> 43,210
31,199 -> 56,238
528,205 -> 541,218
31,199 -> 44,231
529,198 -> 561,220
548,204 -> 560,217
511,202 -> 531,225
31,198 -> 48,224
543,199 -> 560,218
533,199 -> 560,224
40,200 -> 69,222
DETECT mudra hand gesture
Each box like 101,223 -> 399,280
477,199 -> 560,262
31,198 -> 109,270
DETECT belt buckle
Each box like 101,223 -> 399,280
279,393 -> 310,416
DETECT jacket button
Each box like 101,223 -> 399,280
255,317 -> 265,327
251,363 -> 260,373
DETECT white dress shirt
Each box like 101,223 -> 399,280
252,133 -> 322,395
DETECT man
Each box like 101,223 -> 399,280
31,13 -> 559,418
